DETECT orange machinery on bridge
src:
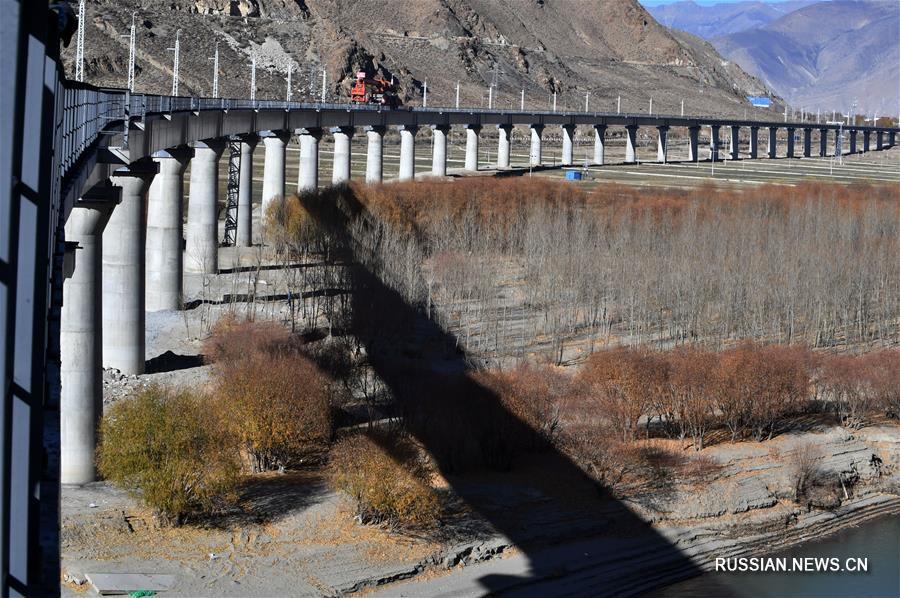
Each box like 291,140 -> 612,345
349,71 -> 402,108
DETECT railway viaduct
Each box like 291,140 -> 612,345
2,2 -> 899,593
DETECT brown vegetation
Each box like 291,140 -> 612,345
328,431 -> 441,528
312,179 -> 899,363
97,386 -> 240,526
206,315 -> 334,472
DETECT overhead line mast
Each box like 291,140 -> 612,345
168,29 -> 181,96
75,0 -> 86,81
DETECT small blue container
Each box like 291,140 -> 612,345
565,170 -> 583,180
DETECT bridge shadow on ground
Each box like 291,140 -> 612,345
299,184 -> 703,596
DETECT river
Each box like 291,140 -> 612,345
653,515 -> 900,598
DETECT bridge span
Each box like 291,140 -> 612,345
2,2 -> 899,594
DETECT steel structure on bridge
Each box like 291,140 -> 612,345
2,1 -> 899,595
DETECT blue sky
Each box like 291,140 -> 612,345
641,0 -> 801,5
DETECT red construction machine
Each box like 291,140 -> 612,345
349,71 -> 402,108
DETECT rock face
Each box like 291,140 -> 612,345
62,0 -> 779,118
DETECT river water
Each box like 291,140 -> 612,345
653,515 -> 900,598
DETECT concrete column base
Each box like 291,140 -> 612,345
365,126 -> 385,183
432,125 -> 450,176
730,126 -> 740,160
103,165 -> 156,375
561,124 -> 576,166
803,129 -> 812,158
709,125 -> 721,162
465,125 -> 481,171
185,140 -> 225,275
237,135 -> 258,247
749,127 -> 759,159
261,130 -> 291,217
331,126 -> 354,184
398,125 -> 418,180
497,124 -> 512,169
593,125 -> 607,166
529,124 -> 544,167
656,126 -> 668,163
146,148 -> 191,312
786,128 -> 796,158
62,201 -> 114,484
625,125 -> 638,163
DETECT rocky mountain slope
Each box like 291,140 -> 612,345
61,0 -> 778,118
648,0 -> 900,115
647,0 -> 816,38
712,0 -> 899,113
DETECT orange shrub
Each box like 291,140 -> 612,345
328,430 -> 440,528
212,350 -> 333,472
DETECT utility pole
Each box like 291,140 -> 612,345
585,91 -> 590,112
816,108 -> 820,124
320,68 -> 326,103
249,53 -> 256,102
75,0 -> 85,82
681,99 -> 684,116
210,41 -> 219,98
455,81 -> 460,108
120,12 -> 137,92
649,97 -> 653,115
617,95 -> 621,114
168,29 -> 181,96
286,62 -> 292,102
553,91 -> 557,112
424,80 -> 428,107
521,88 -> 525,110
488,84 -> 492,109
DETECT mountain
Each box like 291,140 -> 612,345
60,0 -> 779,119
711,1 -> 900,113
646,1 -> 817,38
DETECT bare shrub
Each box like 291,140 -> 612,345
665,347 -> 719,450
863,349 -> 900,419
97,386 -> 240,526
785,440 -> 826,503
561,425 -> 640,496
203,315 -> 292,365
212,350 -> 333,472
578,348 -> 662,442
328,430 -> 440,528
819,354 -> 876,428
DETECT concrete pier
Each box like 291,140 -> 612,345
465,124 -> 481,171
656,126 -> 668,163
185,140 -> 225,274
61,202 -> 113,484
398,125 -> 418,180
709,125 -> 721,161
786,127 -> 795,158
819,129 -> 829,157
593,125 -> 607,166
331,126 -> 354,184
803,128 -> 812,158
497,124 -> 512,169
261,130 -> 290,216
297,128 -> 321,192
863,131 -> 871,152
749,126 -> 759,159
529,124 -> 544,167
146,149 -> 190,312
688,126 -> 700,162
432,125 -> 449,176
237,135 -> 257,247
561,124 -> 576,166
890,131 -> 896,147
849,130 -> 857,154
876,131 -> 884,150
103,168 -> 155,374
767,127 -> 778,159
365,126 -> 385,183
730,126 -> 740,160
625,125 -> 638,164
